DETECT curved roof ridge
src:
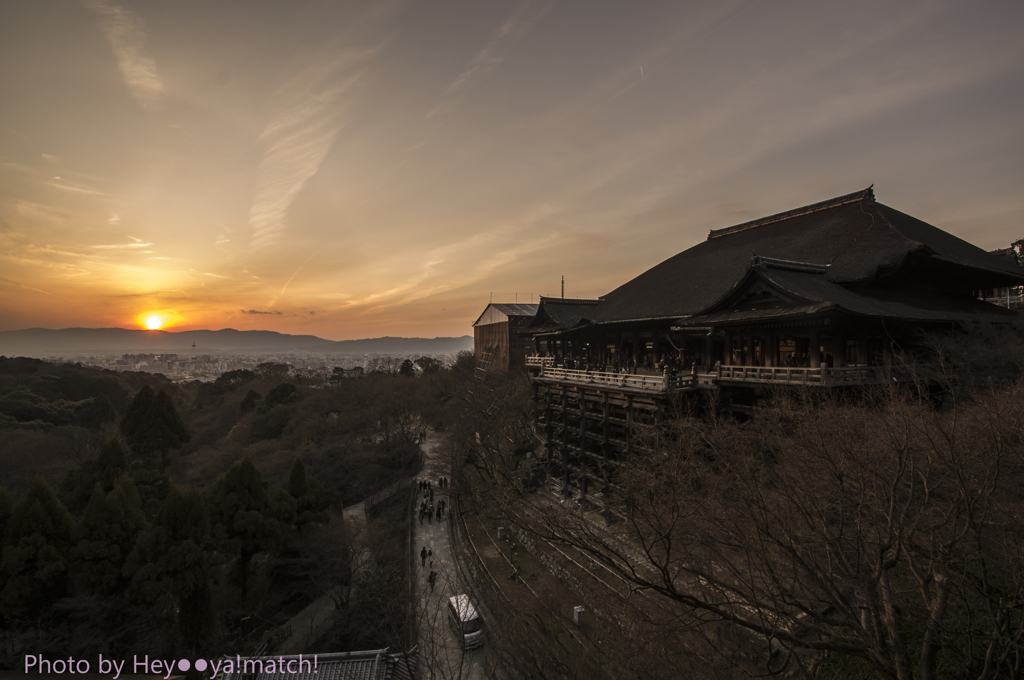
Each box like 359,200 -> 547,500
538,296 -> 600,305
708,186 -> 874,240
754,255 -> 830,274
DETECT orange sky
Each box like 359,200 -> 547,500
1,0 -> 1023,339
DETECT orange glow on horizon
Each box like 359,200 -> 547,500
136,311 -> 183,331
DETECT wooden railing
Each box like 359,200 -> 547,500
534,366 -> 693,392
530,362 -> 882,390
716,364 -> 879,385
526,356 -> 555,368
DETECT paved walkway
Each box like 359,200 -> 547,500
413,436 -> 503,680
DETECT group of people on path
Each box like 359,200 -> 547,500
418,497 -> 448,524
416,477 -> 452,525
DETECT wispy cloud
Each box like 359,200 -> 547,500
91,242 -> 151,249
428,0 -> 554,117
242,309 -> 283,315
249,44 -> 385,250
83,0 -> 164,112
0,276 -> 69,302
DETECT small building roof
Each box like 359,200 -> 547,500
218,649 -> 416,680
472,303 -> 539,327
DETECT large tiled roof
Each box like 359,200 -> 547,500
591,187 -> 1024,324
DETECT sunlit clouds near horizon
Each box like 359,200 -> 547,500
1,0 -> 1022,339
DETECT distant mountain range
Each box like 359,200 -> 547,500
0,328 -> 473,355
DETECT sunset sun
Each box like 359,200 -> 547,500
145,315 -> 163,330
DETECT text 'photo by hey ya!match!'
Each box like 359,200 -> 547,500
22,654 -> 319,679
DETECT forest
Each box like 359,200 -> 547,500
0,353 -> 466,667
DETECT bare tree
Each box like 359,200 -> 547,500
519,368 -> 1024,680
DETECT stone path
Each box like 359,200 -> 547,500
413,436 -> 504,680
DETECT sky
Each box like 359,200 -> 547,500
1,0 -> 1022,340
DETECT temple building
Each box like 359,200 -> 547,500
473,302 -> 538,371
514,187 -> 1024,500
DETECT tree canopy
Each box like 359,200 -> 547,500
210,457 -> 282,599
119,386 -> 190,467
0,476 -> 75,618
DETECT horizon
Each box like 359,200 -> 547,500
2,1 -> 1022,338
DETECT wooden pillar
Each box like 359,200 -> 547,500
834,336 -> 845,367
726,331 -> 734,365
544,389 -> 553,482
704,332 -> 713,370
579,388 -> 587,499
810,330 -> 820,368
561,390 -> 569,492
626,395 -> 634,456
602,394 -> 610,472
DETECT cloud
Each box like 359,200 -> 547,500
91,242 -> 151,249
428,0 -> 554,117
249,44 -> 385,250
0,276 -> 69,302
242,309 -> 283,315
83,0 -> 164,112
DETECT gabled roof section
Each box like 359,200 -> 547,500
472,303 -> 539,327
676,257 -> 1018,327
526,296 -> 600,334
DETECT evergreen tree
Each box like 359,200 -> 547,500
125,487 -> 215,656
399,359 -> 416,377
415,356 -> 441,375
0,477 -> 74,618
120,386 -> 190,468
240,389 -> 261,413
259,383 -> 297,413
287,456 -> 333,531
210,457 -> 282,599
61,435 -> 130,515
72,476 -> 146,596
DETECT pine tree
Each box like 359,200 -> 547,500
0,477 -> 75,618
240,389 -> 261,413
72,476 -> 147,596
61,436 -> 130,515
287,456 -> 334,531
399,359 -> 416,377
125,486 -> 215,656
120,386 -> 190,468
210,457 -> 282,599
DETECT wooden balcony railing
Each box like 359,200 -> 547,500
529,360 -> 882,391
533,366 -> 693,392
716,364 -> 880,385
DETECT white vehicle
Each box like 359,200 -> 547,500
447,594 -> 483,649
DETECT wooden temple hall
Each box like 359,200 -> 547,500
496,187 -> 1024,499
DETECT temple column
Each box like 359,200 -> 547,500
810,330 -> 821,368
